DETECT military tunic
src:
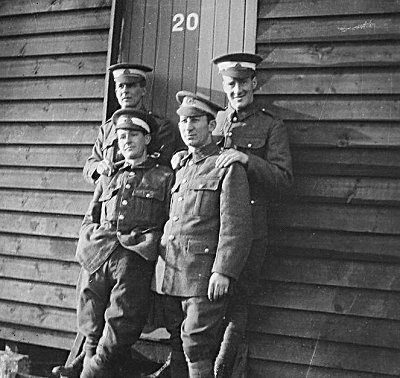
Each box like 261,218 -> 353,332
83,107 -> 181,185
77,159 -> 174,273
152,142 -> 252,297
213,102 -> 293,240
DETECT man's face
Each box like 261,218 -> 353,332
117,129 -> 150,160
178,114 -> 215,149
115,81 -> 146,109
222,75 -> 257,111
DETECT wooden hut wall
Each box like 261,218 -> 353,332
250,1 -> 400,377
0,0 -> 113,350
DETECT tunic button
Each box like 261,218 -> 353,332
168,235 -> 175,241
117,231 -> 121,236
156,164 -> 159,167
204,248 -> 209,253
126,184 -> 131,189
172,216 -> 179,221
146,193 -> 151,198
121,200 -> 128,206
118,214 -> 125,220
182,179 -> 187,184
232,117 -> 237,122
227,132 -> 233,137
251,200 -> 255,205
178,196 -> 183,201
247,143 -> 252,148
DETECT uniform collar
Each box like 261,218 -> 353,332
228,101 -> 256,122
119,156 -> 156,171
182,143 -> 220,164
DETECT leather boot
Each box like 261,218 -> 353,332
51,351 -> 85,378
80,354 -> 111,378
170,350 -> 188,378
187,359 -> 213,378
214,323 -> 242,378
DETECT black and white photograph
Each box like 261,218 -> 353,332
0,1 -> 399,377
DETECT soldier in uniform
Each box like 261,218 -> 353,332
75,109 -> 174,377
83,63 -> 182,185
152,91 -> 252,378
211,52 -> 293,377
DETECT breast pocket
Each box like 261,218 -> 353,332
131,187 -> 166,224
233,136 -> 267,157
99,186 -> 121,220
188,178 -> 220,216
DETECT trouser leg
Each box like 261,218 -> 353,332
162,295 -> 189,378
79,246 -> 154,376
215,239 -> 268,377
181,296 -> 227,377
76,268 -> 108,359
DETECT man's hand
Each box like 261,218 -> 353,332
215,148 -> 248,168
208,272 -> 230,302
171,150 -> 188,170
96,158 -> 115,177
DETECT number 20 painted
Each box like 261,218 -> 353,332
172,13 -> 199,32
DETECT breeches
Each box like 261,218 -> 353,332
76,245 -> 154,363
226,238 -> 269,336
163,295 -> 228,362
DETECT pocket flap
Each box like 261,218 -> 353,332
132,188 -> 165,201
232,136 -> 266,149
171,181 -> 181,193
188,178 -> 220,191
187,239 -> 216,255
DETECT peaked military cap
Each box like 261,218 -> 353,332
176,90 -> 223,118
109,63 -> 152,84
112,108 -> 157,134
212,52 -> 263,79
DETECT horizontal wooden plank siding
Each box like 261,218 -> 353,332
0,0 -> 112,349
252,1 -> 400,377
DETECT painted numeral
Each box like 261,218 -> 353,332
172,12 -> 199,32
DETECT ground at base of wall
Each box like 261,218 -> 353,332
0,340 -> 163,377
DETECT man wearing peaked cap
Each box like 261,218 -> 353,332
211,52 -> 293,377
83,62 -> 182,185
152,90 -> 252,377
110,63 -> 152,85
112,108 -> 157,134
73,106 -> 174,377
212,52 -> 263,79
176,90 -> 224,118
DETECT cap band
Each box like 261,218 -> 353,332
116,116 -> 150,133
113,68 -> 146,81
217,61 -> 256,72
181,96 -> 215,116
